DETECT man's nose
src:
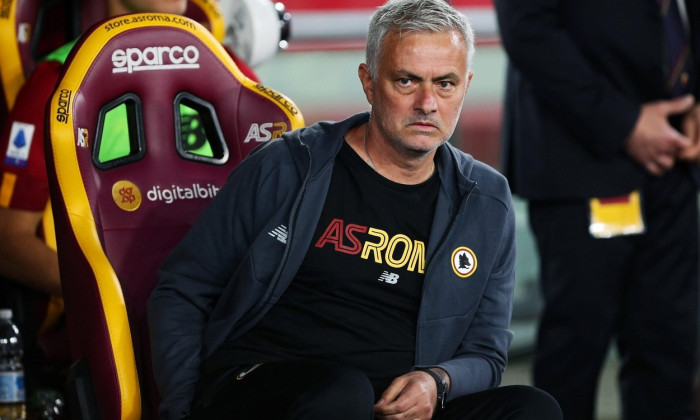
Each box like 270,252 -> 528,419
414,84 -> 438,113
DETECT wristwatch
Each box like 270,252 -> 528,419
416,367 -> 449,409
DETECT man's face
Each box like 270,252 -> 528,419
118,0 -> 188,14
360,29 -> 472,157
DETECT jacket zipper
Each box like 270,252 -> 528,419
414,183 -> 476,364
221,142 -> 313,342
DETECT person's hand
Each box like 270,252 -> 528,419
678,103 -> 700,163
625,94 -> 694,176
373,371 -> 437,420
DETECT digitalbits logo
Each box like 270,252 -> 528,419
112,180 -> 142,211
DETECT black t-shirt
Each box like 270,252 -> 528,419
213,140 -> 439,386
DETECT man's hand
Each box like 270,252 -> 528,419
373,371 -> 437,420
625,95 -> 694,176
678,103 -> 700,163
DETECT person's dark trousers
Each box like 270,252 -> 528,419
189,360 -> 562,420
529,166 -> 699,420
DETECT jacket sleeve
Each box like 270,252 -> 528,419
494,0 -> 640,157
147,156 -> 264,420
434,186 -> 516,399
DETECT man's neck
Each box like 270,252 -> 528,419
345,123 -> 436,185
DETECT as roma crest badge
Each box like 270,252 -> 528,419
451,246 -> 477,278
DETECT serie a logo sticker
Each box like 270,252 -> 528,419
451,246 -> 477,278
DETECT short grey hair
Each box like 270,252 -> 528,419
366,0 -> 475,80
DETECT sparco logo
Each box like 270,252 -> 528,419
55,89 -> 72,124
254,84 -> 299,115
112,45 -> 200,74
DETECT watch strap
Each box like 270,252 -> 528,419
416,367 -> 448,409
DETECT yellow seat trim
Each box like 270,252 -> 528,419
0,172 -> 17,207
188,0 -> 226,42
0,0 -> 25,109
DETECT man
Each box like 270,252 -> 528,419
149,0 -> 562,419
494,0 -> 700,419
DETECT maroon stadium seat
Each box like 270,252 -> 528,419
0,0 -> 227,341
44,12 -> 303,419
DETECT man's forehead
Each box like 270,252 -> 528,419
381,30 -> 469,74
384,29 -> 467,55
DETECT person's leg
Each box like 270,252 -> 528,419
434,385 -> 561,420
189,360 -> 375,420
529,200 -> 632,420
618,169 -> 699,420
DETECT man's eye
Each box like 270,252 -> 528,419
398,78 -> 412,86
439,81 -> 454,89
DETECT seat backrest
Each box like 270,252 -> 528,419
44,12 -> 303,420
0,0 -> 224,129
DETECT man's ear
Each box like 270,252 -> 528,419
358,63 -> 374,106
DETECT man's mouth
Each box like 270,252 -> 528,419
410,121 -> 438,129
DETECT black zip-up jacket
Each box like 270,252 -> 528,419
148,112 -> 517,419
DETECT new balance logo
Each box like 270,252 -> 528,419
268,225 -> 288,244
378,271 -> 399,285
236,363 -> 263,381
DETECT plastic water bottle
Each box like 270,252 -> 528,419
0,309 -> 25,420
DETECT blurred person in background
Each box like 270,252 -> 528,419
495,0 -> 700,419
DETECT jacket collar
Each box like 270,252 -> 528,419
286,111 -> 478,206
